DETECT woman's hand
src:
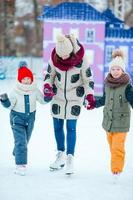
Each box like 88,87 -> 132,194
43,84 -> 55,102
85,94 -> 96,110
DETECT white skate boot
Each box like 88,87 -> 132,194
15,165 -> 27,176
65,154 -> 74,175
50,151 -> 65,170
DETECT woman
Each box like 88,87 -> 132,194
43,34 -> 95,175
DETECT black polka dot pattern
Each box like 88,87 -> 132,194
89,81 -> 94,89
44,74 -> 50,81
53,84 -> 57,94
76,86 -> 85,97
71,105 -> 81,116
56,72 -> 61,81
52,104 -> 60,115
71,74 -> 80,83
75,61 -> 83,68
47,64 -> 51,73
86,67 -> 92,77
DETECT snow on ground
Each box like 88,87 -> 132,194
0,79 -> 133,200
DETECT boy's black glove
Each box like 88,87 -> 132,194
0,93 -> 11,108
0,93 -> 8,102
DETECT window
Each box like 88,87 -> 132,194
106,46 -> 115,63
53,28 -> 62,42
70,29 -> 79,39
86,29 -> 95,43
85,50 -> 94,65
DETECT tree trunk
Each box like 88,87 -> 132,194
0,0 -> 16,56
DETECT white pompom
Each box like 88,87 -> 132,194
56,34 -> 66,42
112,49 -> 125,59
69,34 -> 80,53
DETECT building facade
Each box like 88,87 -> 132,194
39,2 -> 133,95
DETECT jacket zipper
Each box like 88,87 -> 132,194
119,95 -> 122,107
64,71 -> 68,118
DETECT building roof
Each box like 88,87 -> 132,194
39,2 -> 125,24
105,27 -> 133,38
102,9 -> 123,23
39,2 -> 109,21
38,2 -> 133,39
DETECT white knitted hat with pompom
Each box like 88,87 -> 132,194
109,49 -> 126,72
55,34 -> 73,58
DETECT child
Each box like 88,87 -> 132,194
86,49 -> 133,176
0,61 -> 47,176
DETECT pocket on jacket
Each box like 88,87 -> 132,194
113,112 -> 130,128
52,104 -> 61,115
71,105 -> 81,116
10,115 -> 19,127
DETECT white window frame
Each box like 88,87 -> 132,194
85,49 -> 94,65
85,29 -> 95,43
53,28 -> 62,42
70,29 -> 79,39
106,46 -> 115,63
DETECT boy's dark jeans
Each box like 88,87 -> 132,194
10,110 -> 35,165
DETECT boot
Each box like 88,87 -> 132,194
15,165 -> 27,176
65,154 -> 74,175
50,151 -> 65,170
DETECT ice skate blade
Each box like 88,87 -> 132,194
49,164 -> 65,171
14,171 -> 26,176
65,172 -> 74,176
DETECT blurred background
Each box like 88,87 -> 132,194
0,0 -> 133,95
0,0 -> 132,57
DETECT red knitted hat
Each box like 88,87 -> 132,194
18,61 -> 33,82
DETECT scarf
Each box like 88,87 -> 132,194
105,73 -> 131,88
51,44 -> 84,71
15,80 -> 37,95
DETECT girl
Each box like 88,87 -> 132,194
87,49 -> 133,176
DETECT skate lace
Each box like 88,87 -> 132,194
55,152 -> 63,163
67,156 -> 73,166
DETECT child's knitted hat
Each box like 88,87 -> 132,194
18,61 -> 33,82
109,49 -> 126,71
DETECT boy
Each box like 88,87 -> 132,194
0,61 -> 47,175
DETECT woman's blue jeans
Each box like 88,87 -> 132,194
53,118 -> 77,155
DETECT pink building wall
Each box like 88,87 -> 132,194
43,20 -> 105,95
